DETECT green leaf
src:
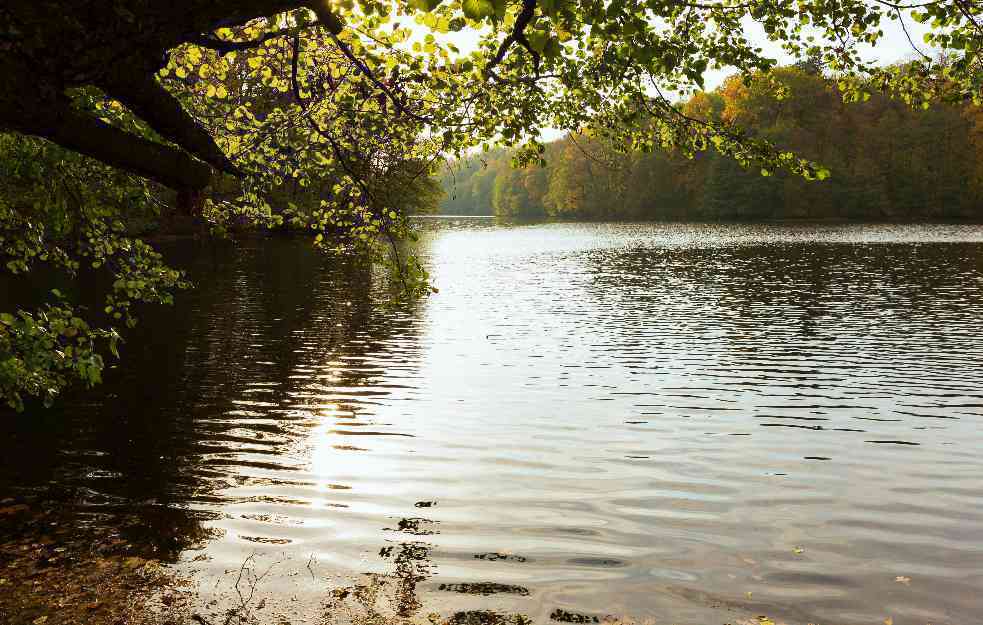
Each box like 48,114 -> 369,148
462,0 -> 495,21
491,0 -> 507,20
540,0 -> 566,17
410,0 -> 441,11
527,31 -> 548,53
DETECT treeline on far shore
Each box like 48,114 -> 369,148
438,65 -> 983,222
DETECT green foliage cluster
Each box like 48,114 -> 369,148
0,68 -> 442,410
441,67 -> 983,221
0,130 -> 185,410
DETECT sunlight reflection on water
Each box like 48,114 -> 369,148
3,222 -> 983,625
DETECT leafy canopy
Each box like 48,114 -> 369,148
1,0 -> 981,408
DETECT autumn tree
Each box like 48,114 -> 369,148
440,65 -> 983,222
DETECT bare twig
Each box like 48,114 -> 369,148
191,27 -> 305,54
326,32 -> 425,121
306,552 -> 317,582
486,0 -> 539,77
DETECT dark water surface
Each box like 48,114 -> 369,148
3,222 -> 983,624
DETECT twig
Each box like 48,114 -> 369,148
191,27 -> 307,54
486,0 -> 539,78
306,552 -> 317,582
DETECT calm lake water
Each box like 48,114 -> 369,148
3,222 -> 983,624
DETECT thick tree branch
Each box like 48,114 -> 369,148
1,54 -> 212,193
307,0 -> 345,34
28,102 -> 213,192
2,0 -> 328,198
99,63 -> 240,177
180,1 -> 312,37
486,0 -> 538,77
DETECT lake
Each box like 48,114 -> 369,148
2,221 -> 983,625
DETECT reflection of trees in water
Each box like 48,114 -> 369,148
325,510 -> 436,623
0,236 -> 424,561
325,506 -> 541,625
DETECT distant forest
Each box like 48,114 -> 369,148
438,65 -> 983,221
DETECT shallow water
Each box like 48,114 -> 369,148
3,222 -> 983,624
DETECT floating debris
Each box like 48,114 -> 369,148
385,517 -> 440,536
438,582 -> 530,596
550,608 -> 600,623
441,610 -> 533,625
473,552 -> 527,563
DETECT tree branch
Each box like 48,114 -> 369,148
100,63 -> 240,177
486,0 -> 538,77
190,27 -> 302,54
30,102 -> 213,193
307,0 -> 345,35
326,32 -> 425,121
